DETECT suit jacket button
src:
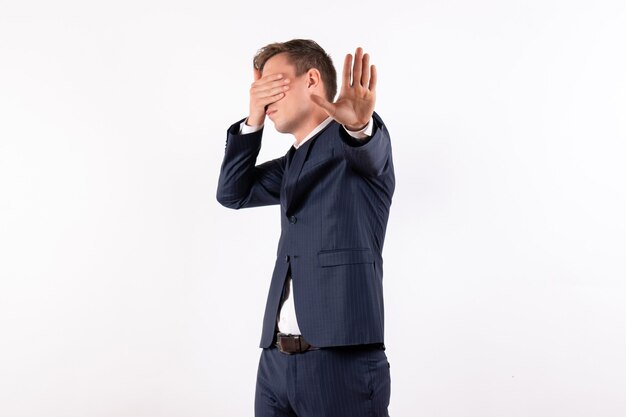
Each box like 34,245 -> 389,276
289,215 -> 297,224
285,255 -> 290,262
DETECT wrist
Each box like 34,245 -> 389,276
345,121 -> 369,131
246,113 -> 265,127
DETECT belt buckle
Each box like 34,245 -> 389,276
276,333 -> 306,354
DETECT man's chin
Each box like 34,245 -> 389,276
271,117 -> 294,135
273,122 -> 288,134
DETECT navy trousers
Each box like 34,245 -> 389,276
255,344 -> 391,417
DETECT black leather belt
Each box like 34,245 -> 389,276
275,333 -> 319,354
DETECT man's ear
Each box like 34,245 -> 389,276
306,68 -> 322,89
306,68 -> 327,101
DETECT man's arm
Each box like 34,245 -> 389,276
310,47 -> 391,177
339,111 -> 392,177
216,119 -> 285,209
216,69 -> 290,209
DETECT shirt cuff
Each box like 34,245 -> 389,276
342,117 -> 374,139
239,119 -> 263,135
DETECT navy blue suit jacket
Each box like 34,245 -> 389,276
217,111 -> 395,348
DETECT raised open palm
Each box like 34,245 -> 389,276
310,47 -> 377,131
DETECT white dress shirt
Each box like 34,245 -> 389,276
238,115 -> 374,335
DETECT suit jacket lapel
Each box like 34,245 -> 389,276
283,120 -> 335,214
284,138 -> 312,213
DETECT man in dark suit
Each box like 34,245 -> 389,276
217,39 -> 395,417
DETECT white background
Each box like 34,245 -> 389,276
1,1 -> 625,416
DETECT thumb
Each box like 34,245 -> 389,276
310,94 -> 336,117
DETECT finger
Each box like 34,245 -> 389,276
310,94 -> 336,117
361,53 -> 370,87
342,53 -> 352,89
369,64 -> 377,92
260,92 -> 286,106
253,73 -> 284,87
352,47 -> 363,87
262,92 -> 286,112
258,84 -> 290,98
251,78 -> 290,98
256,78 -> 290,92
262,73 -> 284,82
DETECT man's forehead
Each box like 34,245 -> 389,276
262,53 -> 296,76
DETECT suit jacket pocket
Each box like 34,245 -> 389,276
318,248 -> 374,267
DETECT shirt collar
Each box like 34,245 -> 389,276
293,116 -> 333,149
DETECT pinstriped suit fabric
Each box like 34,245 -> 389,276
217,111 -> 395,348
217,112 -> 395,416
255,346 -> 390,417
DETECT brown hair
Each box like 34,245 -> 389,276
253,39 -> 337,102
